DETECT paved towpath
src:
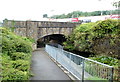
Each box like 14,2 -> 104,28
30,48 -> 71,80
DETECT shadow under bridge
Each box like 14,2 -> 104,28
37,34 -> 66,48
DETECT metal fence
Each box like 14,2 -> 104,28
45,44 -> 114,81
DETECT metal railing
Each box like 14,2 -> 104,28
45,44 -> 114,81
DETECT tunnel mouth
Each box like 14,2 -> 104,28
37,39 -> 45,48
37,34 -> 66,48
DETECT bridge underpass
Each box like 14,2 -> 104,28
31,34 -> 74,80
3,20 -> 113,81
37,34 -> 66,48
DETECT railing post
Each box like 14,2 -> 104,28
69,53 -> 72,72
109,67 -> 114,82
82,58 -> 85,82
55,48 -> 57,62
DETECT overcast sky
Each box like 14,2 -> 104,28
0,0 -> 118,21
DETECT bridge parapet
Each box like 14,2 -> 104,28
37,21 -> 79,28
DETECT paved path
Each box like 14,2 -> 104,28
30,48 -> 71,80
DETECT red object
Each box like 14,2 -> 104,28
72,18 -> 79,22
110,14 -> 120,19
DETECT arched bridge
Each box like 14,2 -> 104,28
3,20 -> 81,41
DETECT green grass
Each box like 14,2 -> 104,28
86,76 -> 108,82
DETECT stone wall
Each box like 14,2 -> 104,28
3,20 -> 81,41
26,21 -> 38,41
37,27 -> 73,38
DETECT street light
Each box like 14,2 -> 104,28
98,0 -> 103,16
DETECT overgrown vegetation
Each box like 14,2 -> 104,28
63,19 -> 120,80
89,56 -> 118,66
64,19 -> 120,58
0,27 -> 33,80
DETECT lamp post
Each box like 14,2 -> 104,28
98,0 -> 103,16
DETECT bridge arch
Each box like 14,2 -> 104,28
37,27 -> 73,40
37,34 -> 66,48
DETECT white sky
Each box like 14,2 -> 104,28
0,0 -> 119,21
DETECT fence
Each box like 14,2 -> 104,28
45,44 -> 114,81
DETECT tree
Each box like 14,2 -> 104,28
90,11 -> 101,16
113,1 -> 120,8
43,14 -> 48,18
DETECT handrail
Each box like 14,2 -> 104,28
60,47 -> 113,68
45,44 -> 114,81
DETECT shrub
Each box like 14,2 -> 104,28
15,39 -> 32,53
92,19 -> 120,39
1,27 -> 32,55
91,19 -> 120,58
2,35 -> 16,54
10,52 -> 31,60
89,56 -> 118,66
63,22 -> 95,52
22,37 -> 35,43
63,19 -> 120,58
1,68 -> 29,80
11,60 -> 30,71
1,53 -> 31,80
1,27 -> 33,80
1,54 -> 12,69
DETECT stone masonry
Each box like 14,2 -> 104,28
3,20 -> 81,41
